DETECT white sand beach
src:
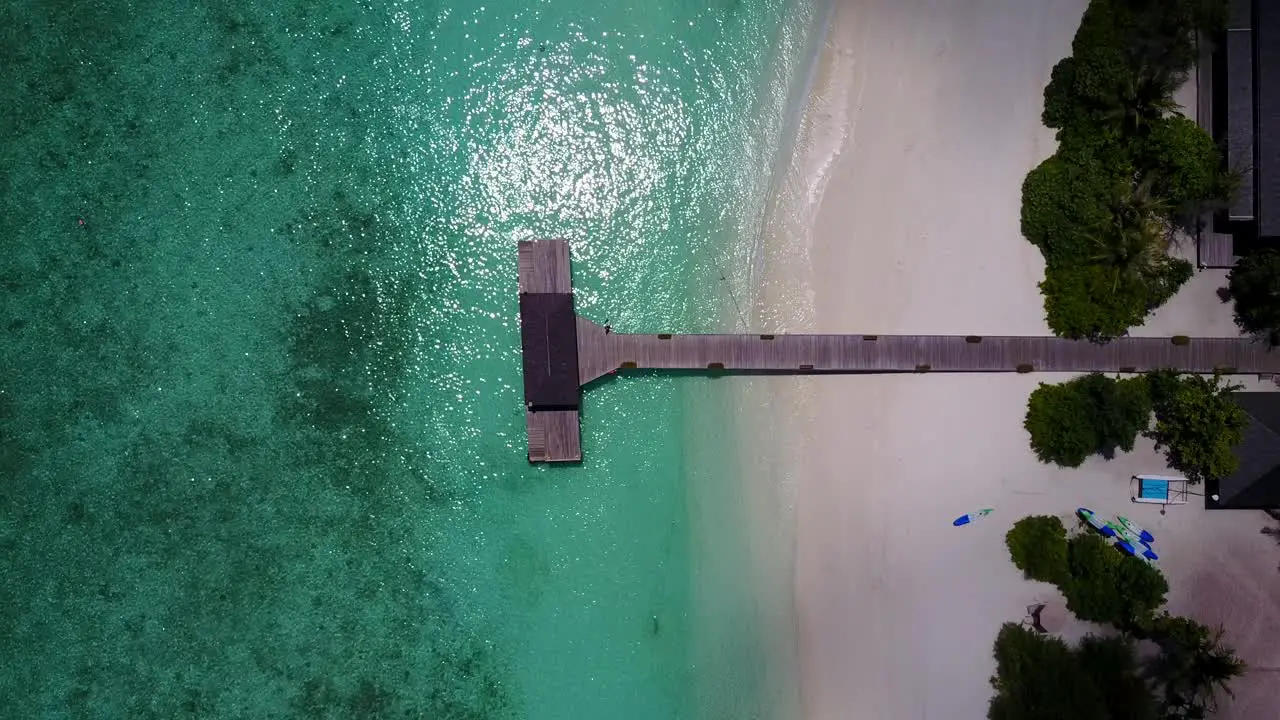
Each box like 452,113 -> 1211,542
747,0 -> 1280,718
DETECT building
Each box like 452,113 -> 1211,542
1201,0 -> 1280,266
1206,392 -> 1280,509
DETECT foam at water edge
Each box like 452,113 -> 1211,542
679,1 -> 843,718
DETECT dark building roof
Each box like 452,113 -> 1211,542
1206,392 -> 1280,509
1229,0 -> 1251,27
1224,24 -> 1253,221
519,292 -> 580,410
1258,0 -> 1280,237
1213,0 -> 1280,240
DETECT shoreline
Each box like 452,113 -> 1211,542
682,0 -> 839,716
739,12 -> 857,718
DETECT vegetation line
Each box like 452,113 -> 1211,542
1024,370 -> 1248,484
1020,0 -> 1235,339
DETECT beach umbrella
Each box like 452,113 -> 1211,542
1027,601 -> 1068,634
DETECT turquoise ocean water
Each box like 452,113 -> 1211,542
1,0 -> 823,717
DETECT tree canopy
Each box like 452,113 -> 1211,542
988,623 -> 1109,720
1042,48 -> 1133,134
1138,116 -> 1235,217
1005,515 -> 1070,585
1022,371 -> 1250,476
1146,614 -> 1247,716
1227,249 -> 1280,345
1024,374 -> 1152,467
1039,259 -> 1192,339
1071,0 -> 1225,73
1076,634 -> 1158,720
1021,0 -> 1230,338
1020,150 -> 1121,262
1001,519 -> 1168,630
1062,533 -> 1168,628
995,510 -> 1244,719
1146,372 -> 1249,484
988,624 -> 1154,720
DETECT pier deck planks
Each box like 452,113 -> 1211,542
577,333 -> 1280,384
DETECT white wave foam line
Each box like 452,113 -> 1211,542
746,4 -> 863,333
734,0 -> 830,303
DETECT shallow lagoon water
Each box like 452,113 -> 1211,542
0,0 -> 820,716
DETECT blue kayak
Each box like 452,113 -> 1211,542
1077,508 -> 1115,537
1116,515 -> 1155,544
1113,538 -> 1159,562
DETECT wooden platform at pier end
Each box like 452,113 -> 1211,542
516,239 -> 1280,463
517,240 -> 581,462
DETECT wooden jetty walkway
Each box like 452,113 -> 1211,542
518,240 -> 1280,463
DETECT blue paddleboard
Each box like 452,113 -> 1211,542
953,508 -> 994,526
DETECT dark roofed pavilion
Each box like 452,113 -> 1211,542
519,292 -> 580,410
1206,392 -> 1280,509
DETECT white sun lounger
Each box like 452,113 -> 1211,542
1131,475 -> 1188,506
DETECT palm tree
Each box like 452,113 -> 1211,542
1101,64 -> 1182,136
1089,174 -> 1174,290
1146,615 -> 1247,717
1089,221 -> 1165,291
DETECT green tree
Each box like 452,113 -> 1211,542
1139,116 -> 1233,216
1020,150 -> 1125,262
1062,534 -> 1167,628
1025,374 -> 1152,467
1040,253 -> 1192,340
1025,380 -> 1096,467
988,623 -> 1159,720
1077,635 -> 1158,720
1227,249 -> 1280,345
1122,0 -> 1228,71
1025,0 -> 1226,340
1048,4 -> 1200,137
1144,368 -> 1184,408
1097,373 -> 1156,451
1071,0 -> 1224,74
1146,373 -> 1249,484
1110,171 -> 1174,223
1042,48 -> 1132,134
1147,614 -> 1247,717
988,623 -> 1107,720
1040,263 -> 1148,340
1005,515 -> 1070,585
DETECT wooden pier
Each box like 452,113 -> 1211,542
518,240 -> 583,462
517,239 -> 1280,463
